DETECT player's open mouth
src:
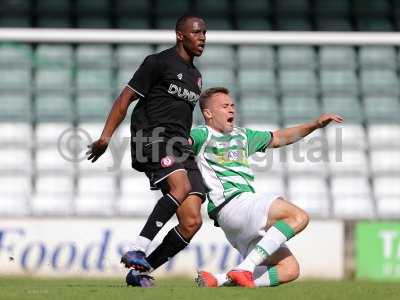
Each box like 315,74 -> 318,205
227,117 -> 234,124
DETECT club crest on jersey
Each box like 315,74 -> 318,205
197,77 -> 202,90
177,73 -> 183,80
227,151 -> 240,161
161,156 -> 175,168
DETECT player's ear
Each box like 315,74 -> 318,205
202,108 -> 212,120
176,31 -> 184,42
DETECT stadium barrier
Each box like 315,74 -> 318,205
0,219 -> 344,279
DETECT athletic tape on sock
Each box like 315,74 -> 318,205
268,266 -> 280,287
274,220 -> 295,240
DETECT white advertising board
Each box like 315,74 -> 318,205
0,219 -> 343,279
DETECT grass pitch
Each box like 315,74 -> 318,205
0,277 -> 399,300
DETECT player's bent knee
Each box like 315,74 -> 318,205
295,209 -> 310,231
280,260 -> 300,283
180,216 -> 202,237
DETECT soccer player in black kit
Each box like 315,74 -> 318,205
87,15 -> 207,286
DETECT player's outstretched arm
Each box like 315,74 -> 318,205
269,113 -> 343,148
86,87 -> 138,162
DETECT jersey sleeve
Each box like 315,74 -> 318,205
127,54 -> 161,98
190,127 -> 208,155
245,128 -> 273,155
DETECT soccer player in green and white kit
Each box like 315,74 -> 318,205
191,87 -> 343,288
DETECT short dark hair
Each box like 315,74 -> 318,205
199,87 -> 230,110
175,14 -> 203,32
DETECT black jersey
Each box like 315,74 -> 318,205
128,46 -> 202,141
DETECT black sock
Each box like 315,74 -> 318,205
147,226 -> 190,270
139,193 -> 180,241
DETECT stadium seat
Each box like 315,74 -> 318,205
0,69 -> 31,91
116,17 -> 150,29
357,18 -> 394,32
0,174 -> 31,216
359,47 -> 396,69
253,173 -> 285,198
237,18 -> 272,30
353,0 -> 390,16
35,92 -> 73,122
32,174 -> 73,215
319,46 -> 356,70
237,46 -> 274,68
250,143 -> 284,175
279,70 -> 318,96
116,45 -> 153,68
116,69 -> 134,91
0,43 -> 32,67
288,176 -> 330,217
118,174 -> 160,216
0,148 -> 31,173
155,0 -> 190,16
77,18 -> 111,29
322,96 -> 363,123
35,69 -> 72,92
329,149 -> 369,175
364,96 -> 400,122
76,68 -> 113,92
36,0 -> 70,14
374,176 -> 400,217
35,122 -> 71,146
238,69 -> 276,94
114,0 -> 149,16
233,0 -> 270,16
77,92 -> 111,121
0,123 -> 32,147
196,0 -> 229,17
277,18 -> 311,31
285,145 -> 327,175
76,45 -> 113,68
35,44 -> 73,68
35,147 -> 76,173
316,17 -> 352,31
331,176 -> 373,219
314,0 -> 350,15
367,124 -> 400,148
326,124 -> 366,150
0,16 -> 30,27
198,46 -> 235,67
360,70 -> 399,96
276,0 -> 309,14
282,96 -> 320,123
37,17 -> 71,28
278,46 -> 316,69
320,70 -> 358,95
76,0 -> 108,14
370,149 -> 400,175
239,94 -> 279,124
201,68 -> 235,91
0,92 -> 31,122
76,174 -> 116,215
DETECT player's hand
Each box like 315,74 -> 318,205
86,138 -> 109,163
315,113 -> 344,128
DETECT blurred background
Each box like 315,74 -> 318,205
0,0 -> 399,281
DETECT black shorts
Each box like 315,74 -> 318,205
131,140 -> 207,199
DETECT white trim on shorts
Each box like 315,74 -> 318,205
153,168 -> 187,185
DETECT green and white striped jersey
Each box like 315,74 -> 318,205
190,125 -> 273,220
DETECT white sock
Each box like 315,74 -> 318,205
130,236 -> 151,253
214,273 -> 229,286
254,266 -> 280,287
236,225 -> 291,272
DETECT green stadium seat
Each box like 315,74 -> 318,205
322,96 -> 363,123
238,46 -> 274,68
237,18 -> 271,30
35,92 -> 73,122
238,69 -> 276,95
360,70 -> 399,96
199,46 -> 235,67
116,17 -> 150,29
0,43 -> 32,67
0,17 -> 30,27
35,45 -> 73,68
364,96 -> 400,122
155,0 -> 190,16
316,17 -> 352,31
201,68 -> 235,91
116,45 -> 152,68
37,17 -> 71,28
319,46 -> 356,69
278,46 -> 316,69
279,70 -> 317,96
196,0 -> 229,16
353,0 -> 390,16
276,0 -> 309,14
357,18 -> 393,31
359,46 -> 396,69
77,92 -> 112,121
36,0 -> 70,14
76,0 -> 109,14
320,70 -> 358,95
0,69 -> 31,90
233,0 -> 270,16
239,94 -> 279,123
76,45 -> 113,68
156,18 -> 178,30
277,18 -> 311,31
282,96 -> 320,123
205,18 -> 233,30
77,18 -> 111,29
35,69 -> 72,92
0,0 -> 30,13
76,68 -> 113,92
314,0 -> 350,15
116,69 -> 133,91
0,92 -> 31,121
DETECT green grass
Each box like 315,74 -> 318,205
0,277 -> 399,300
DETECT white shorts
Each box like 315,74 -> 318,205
217,192 -> 284,258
